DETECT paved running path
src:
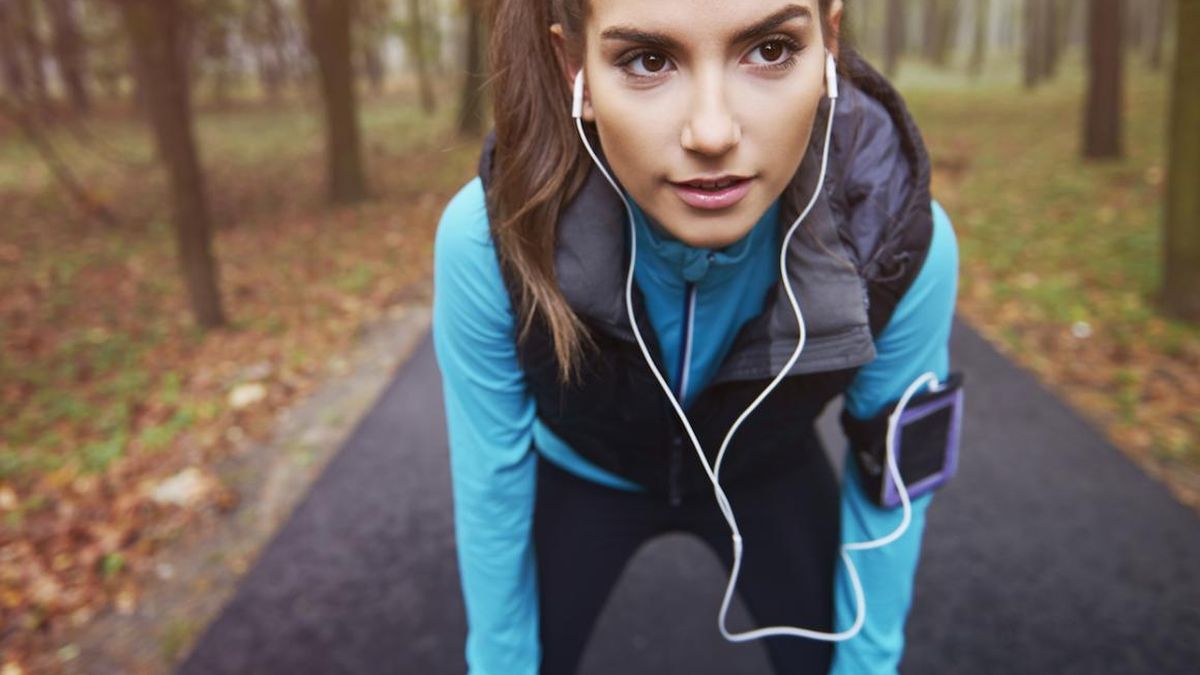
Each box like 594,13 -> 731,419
179,319 -> 1200,675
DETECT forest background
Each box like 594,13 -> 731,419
0,0 -> 1197,671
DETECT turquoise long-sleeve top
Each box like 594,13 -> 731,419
432,176 -> 960,675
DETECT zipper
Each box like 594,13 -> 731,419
676,282 -> 697,404
668,281 -> 698,507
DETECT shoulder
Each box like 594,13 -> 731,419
433,177 -> 515,326
869,199 -> 958,357
913,200 -> 959,300
435,176 -> 494,261
844,201 -> 957,417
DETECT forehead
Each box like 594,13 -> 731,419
589,0 -> 818,43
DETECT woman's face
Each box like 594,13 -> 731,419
554,0 -> 834,250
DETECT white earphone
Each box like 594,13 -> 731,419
570,50 -> 941,644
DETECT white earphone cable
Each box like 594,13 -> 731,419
569,55 -> 940,643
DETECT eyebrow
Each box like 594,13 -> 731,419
599,3 -> 814,51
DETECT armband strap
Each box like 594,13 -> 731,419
840,371 -> 965,509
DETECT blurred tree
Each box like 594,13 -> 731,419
456,0 -> 485,135
116,0 -> 227,328
1146,0 -> 1168,70
405,0 -> 437,113
997,0 -> 1019,52
244,0 -> 294,100
46,0 -> 90,113
302,0 -> 370,203
1040,0 -> 1060,80
86,3 -> 131,101
0,1 -> 29,100
968,0 -> 990,78
12,0 -> 50,110
850,0 -> 868,49
1023,0 -> 1046,87
1125,0 -> 1144,53
922,0 -> 957,67
196,0 -> 240,107
883,0 -> 905,77
1083,0 -> 1123,159
1163,0 -> 1198,321
356,0 -> 390,95
0,97 -> 117,226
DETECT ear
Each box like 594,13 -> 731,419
549,22 -> 595,122
828,0 -> 844,58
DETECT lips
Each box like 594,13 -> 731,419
670,175 -> 754,210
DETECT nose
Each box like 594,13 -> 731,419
680,70 -> 740,156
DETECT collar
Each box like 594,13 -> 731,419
627,193 -> 781,287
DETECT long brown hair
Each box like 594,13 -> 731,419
486,0 -> 838,385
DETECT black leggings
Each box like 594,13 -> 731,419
532,445 -> 841,675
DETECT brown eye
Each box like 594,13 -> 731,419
745,35 -> 803,71
759,40 -> 785,63
620,50 -> 674,79
642,53 -> 667,72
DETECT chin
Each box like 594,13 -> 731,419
673,219 -> 755,250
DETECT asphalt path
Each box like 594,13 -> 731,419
179,319 -> 1200,674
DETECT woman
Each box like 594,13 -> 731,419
433,0 -> 961,673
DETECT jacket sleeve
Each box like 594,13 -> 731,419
829,201 -> 959,675
432,177 -> 541,675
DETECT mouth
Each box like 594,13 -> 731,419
669,175 -> 755,210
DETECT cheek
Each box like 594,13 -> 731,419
593,101 -> 677,179
741,84 -> 820,146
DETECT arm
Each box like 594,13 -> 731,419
432,177 -> 541,675
829,201 -> 960,675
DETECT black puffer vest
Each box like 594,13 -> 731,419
479,51 -> 934,504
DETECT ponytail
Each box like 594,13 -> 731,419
486,0 -> 594,385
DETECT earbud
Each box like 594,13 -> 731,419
825,50 -> 839,100
572,69 -> 585,119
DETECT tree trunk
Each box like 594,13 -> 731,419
46,0 -> 90,113
1083,0 -> 1123,159
118,0 -> 226,328
1162,0 -> 1199,321
250,0 -> 291,100
922,0 -> 937,61
257,44 -> 284,100
884,0 -> 905,77
14,0 -> 49,111
406,0 -> 436,113
0,97 -> 116,226
1023,0 -> 1037,87
355,0 -> 389,95
1023,0 -> 1044,88
922,0 -> 956,67
969,0 -> 990,78
302,0 -> 369,204
0,1 -> 29,100
998,0 -> 1017,50
852,0 -> 869,50
456,0 -> 485,135
203,23 -> 234,108
1125,0 -> 1144,52
361,43 -> 385,94
1040,0 -> 1060,79
1147,0 -> 1168,70
265,0 -> 291,83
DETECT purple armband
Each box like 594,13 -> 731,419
840,371 -> 964,509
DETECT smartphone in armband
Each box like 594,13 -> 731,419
840,371 -> 965,509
